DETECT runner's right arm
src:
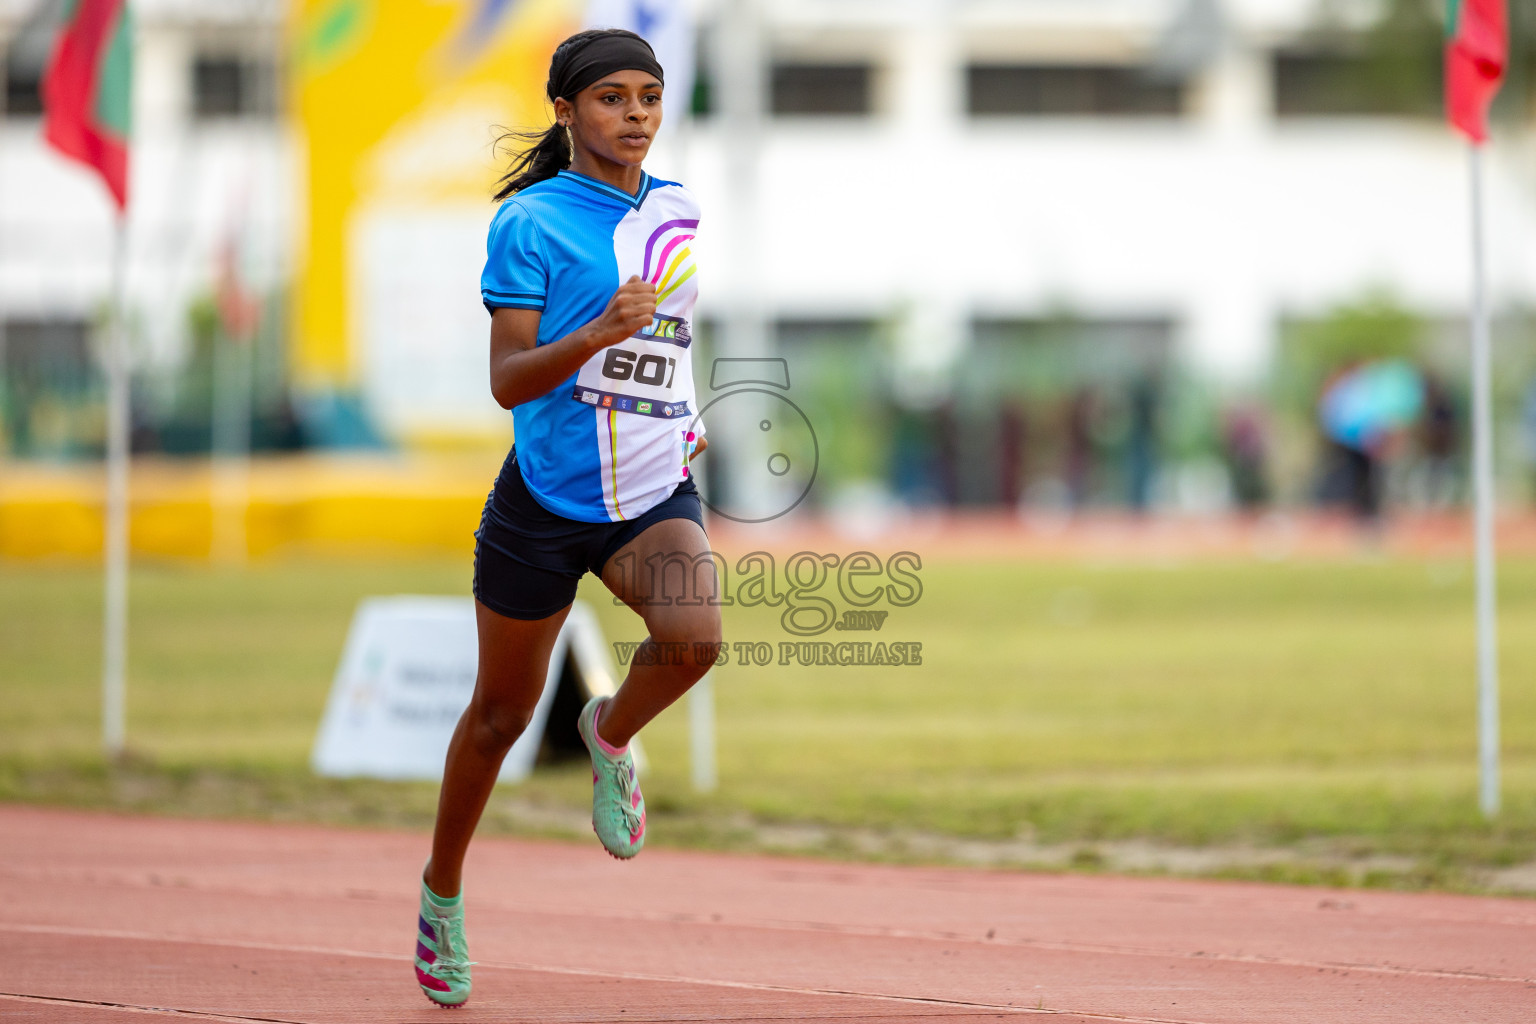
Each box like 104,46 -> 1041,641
489,276 -> 656,411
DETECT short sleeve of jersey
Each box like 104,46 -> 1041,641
481,202 -> 548,314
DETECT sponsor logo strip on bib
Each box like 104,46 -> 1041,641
574,387 -> 693,419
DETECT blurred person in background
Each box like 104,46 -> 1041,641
1416,371 -> 1460,509
414,29 -> 720,1009
998,397 -> 1028,508
1125,373 -> 1159,514
1222,402 -> 1271,512
1523,374 -> 1536,506
1064,387 -> 1096,511
889,405 -> 942,506
936,399 -> 962,507
1315,359 -> 1424,527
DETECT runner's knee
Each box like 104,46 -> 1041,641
469,696 -> 534,754
654,600 -> 721,640
648,606 -> 722,673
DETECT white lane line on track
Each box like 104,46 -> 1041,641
0,922 -> 1202,1024
0,991 -> 300,1023
4,870 -> 1533,987
493,905 -> 1536,987
6,861 -> 1534,933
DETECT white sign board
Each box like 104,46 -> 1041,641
311,597 -> 632,782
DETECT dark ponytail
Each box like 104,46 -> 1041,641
492,28 -> 662,201
491,122 -> 570,202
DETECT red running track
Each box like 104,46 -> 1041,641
1,805 -> 1532,1022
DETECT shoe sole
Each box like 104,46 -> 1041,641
420,983 -> 468,1009
420,985 -> 469,1008
593,821 -> 640,860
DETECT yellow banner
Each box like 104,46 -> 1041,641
290,0 -> 577,388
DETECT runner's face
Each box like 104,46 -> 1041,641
561,70 -> 663,169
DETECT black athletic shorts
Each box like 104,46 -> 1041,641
472,446 -> 706,620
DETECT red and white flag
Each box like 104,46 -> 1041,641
43,0 -> 133,208
1446,0 -> 1507,143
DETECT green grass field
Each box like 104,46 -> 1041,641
3,551 -> 1534,893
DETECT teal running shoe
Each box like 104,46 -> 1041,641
415,876 -> 474,1008
577,696 -> 646,859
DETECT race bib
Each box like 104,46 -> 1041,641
571,314 -> 694,420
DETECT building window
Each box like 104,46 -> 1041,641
966,64 -> 1183,117
1273,50 -> 1440,118
193,54 -> 277,119
3,317 -> 92,379
770,62 -> 873,116
3,60 -> 43,117
2,317 -> 98,458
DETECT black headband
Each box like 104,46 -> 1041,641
549,33 -> 664,101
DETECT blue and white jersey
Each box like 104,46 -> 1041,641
481,169 -> 703,523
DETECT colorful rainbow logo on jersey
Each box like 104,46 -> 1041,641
641,219 -> 699,306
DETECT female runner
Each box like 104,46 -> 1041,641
413,29 -> 722,1008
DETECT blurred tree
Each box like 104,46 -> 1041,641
1288,0 -> 1533,123
145,291 -> 300,455
1492,0 -> 1536,123
1272,292 -> 1426,425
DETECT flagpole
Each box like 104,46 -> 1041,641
210,303 -> 252,564
1468,141 -> 1500,818
102,213 -> 130,757
674,105 -> 718,794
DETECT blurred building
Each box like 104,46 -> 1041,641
681,0 -> 1536,509
2,0 -> 1533,509
697,0 -> 1536,378
0,0 -> 288,458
